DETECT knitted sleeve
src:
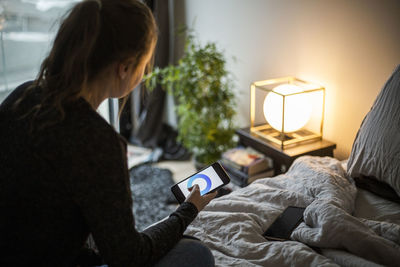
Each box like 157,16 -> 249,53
65,127 -> 198,267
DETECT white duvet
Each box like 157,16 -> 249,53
185,156 -> 400,267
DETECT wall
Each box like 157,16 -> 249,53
174,0 -> 400,159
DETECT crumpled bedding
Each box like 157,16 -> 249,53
185,156 -> 400,266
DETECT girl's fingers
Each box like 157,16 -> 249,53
204,190 -> 217,202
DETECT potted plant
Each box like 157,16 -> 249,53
145,33 -> 237,167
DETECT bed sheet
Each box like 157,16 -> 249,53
354,188 -> 400,224
185,156 -> 400,267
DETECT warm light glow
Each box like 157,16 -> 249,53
263,84 -> 312,132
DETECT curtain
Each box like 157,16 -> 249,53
120,0 -> 169,148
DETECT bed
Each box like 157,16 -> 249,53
185,64 -> 400,267
185,156 -> 400,266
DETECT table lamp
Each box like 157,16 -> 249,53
250,77 -> 325,149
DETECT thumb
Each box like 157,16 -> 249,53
188,184 -> 199,192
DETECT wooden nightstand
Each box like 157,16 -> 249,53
236,127 -> 336,175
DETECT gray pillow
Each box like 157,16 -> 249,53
347,64 -> 400,197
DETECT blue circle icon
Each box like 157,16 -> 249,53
187,174 -> 212,195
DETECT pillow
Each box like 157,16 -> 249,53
347,64 -> 400,197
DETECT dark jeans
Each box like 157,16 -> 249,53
154,238 -> 215,267
96,238 -> 214,267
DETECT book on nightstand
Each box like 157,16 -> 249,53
221,164 -> 275,187
220,147 -> 274,187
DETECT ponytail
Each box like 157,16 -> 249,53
35,0 -> 101,119
44,0 -> 101,95
14,0 -> 157,132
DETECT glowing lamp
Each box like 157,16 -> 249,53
250,77 -> 325,148
263,84 -> 312,133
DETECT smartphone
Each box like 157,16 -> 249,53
263,206 -> 306,241
171,162 -> 231,204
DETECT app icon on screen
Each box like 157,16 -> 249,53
187,174 -> 212,195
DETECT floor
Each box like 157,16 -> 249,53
126,144 -> 197,183
155,159 -> 197,183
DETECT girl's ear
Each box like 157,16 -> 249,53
118,62 -> 130,80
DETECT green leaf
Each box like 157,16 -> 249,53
143,29 -> 238,164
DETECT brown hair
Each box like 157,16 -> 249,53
15,0 -> 157,129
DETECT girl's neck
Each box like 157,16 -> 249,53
81,70 -> 114,110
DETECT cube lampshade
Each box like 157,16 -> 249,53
250,77 -> 325,148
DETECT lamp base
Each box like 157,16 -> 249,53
250,124 -> 321,149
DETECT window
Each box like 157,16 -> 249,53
0,0 -> 79,103
0,0 -> 112,124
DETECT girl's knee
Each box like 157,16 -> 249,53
155,238 -> 214,267
179,239 -> 214,266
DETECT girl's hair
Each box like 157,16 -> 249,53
15,0 -> 157,129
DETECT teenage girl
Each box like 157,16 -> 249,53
0,0 -> 216,266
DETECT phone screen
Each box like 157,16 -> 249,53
177,165 -> 224,198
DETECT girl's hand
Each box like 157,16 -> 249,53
185,184 -> 217,212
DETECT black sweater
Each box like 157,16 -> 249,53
0,82 -> 198,267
